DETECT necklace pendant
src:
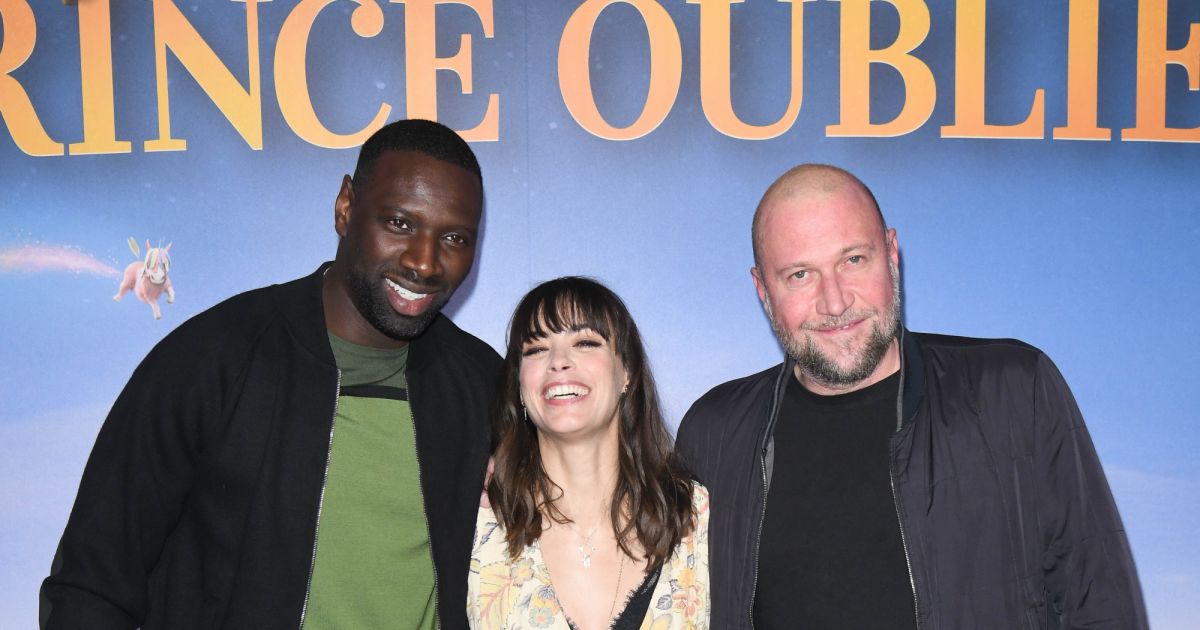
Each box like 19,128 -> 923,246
582,555 -> 592,569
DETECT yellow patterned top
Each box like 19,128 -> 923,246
467,484 -> 710,630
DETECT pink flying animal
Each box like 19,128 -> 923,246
114,238 -> 175,319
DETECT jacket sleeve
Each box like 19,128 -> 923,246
675,402 -> 711,487
39,326 -> 231,629
1033,353 -> 1148,629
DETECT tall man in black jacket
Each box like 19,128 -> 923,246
41,120 -> 501,629
676,164 -> 1147,629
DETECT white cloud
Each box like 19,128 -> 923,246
0,244 -> 120,277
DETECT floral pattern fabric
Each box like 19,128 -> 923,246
467,485 -> 710,630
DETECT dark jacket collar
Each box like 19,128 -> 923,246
899,327 -> 926,428
773,326 -> 926,431
275,262 -> 462,372
274,263 -> 336,366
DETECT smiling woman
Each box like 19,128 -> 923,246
469,277 -> 709,629
518,325 -> 628,442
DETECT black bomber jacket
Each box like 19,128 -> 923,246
41,264 -> 501,629
676,329 -> 1147,629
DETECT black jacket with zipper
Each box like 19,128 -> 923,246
41,264 -> 501,630
676,330 -> 1147,629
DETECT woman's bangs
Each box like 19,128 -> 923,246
519,288 -> 616,344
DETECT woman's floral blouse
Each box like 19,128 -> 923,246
467,485 -> 710,630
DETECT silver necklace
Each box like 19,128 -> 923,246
565,520 -> 600,568
608,552 -> 627,618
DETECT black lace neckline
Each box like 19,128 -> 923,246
564,565 -> 662,630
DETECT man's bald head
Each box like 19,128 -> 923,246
750,163 -> 901,394
752,164 -> 885,270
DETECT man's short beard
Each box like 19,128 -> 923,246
344,268 -> 448,342
767,260 -> 901,390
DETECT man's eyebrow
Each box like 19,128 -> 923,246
777,242 -> 877,270
840,242 -> 876,255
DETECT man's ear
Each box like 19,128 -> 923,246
751,266 -> 768,308
334,175 -> 354,238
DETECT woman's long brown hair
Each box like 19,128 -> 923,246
487,277 -> 695,569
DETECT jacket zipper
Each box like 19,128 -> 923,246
298,369 -> 342,629
748,445 -> 770,627
407,382 -> 440,630
890,334 -> 921,629
748,362 -> 791,627
890,468 -> 920,628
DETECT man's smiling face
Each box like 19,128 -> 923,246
752,177 -> 901,394
330,149 -> 482,347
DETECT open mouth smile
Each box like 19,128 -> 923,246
542,384 -> 590,400
385,278 -> 431,300
383,277 -> 442,316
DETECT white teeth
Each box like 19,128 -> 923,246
544,384 -> 590,400
385,278 -> 428,300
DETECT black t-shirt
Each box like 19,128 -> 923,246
753,370 -> 916,629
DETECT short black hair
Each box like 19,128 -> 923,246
351,119 -> 482,193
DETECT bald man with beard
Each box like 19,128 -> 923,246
676,164 -> 1147,629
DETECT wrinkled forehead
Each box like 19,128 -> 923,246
755,193 -> 888,272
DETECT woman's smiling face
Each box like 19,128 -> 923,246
519,326 -> 629,442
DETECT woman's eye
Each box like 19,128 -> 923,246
521,346 -> 546,357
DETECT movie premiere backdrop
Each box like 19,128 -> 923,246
2,0 -> 1198,626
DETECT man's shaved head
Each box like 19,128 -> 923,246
752,164 -> 884,270
749,163 -> 901,394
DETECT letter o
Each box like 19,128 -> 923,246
558,0 -> 682,140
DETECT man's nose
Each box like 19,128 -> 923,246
399,234 -> 441,279
816,274 -> 852,317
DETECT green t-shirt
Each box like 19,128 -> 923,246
301,334 -> 437,629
